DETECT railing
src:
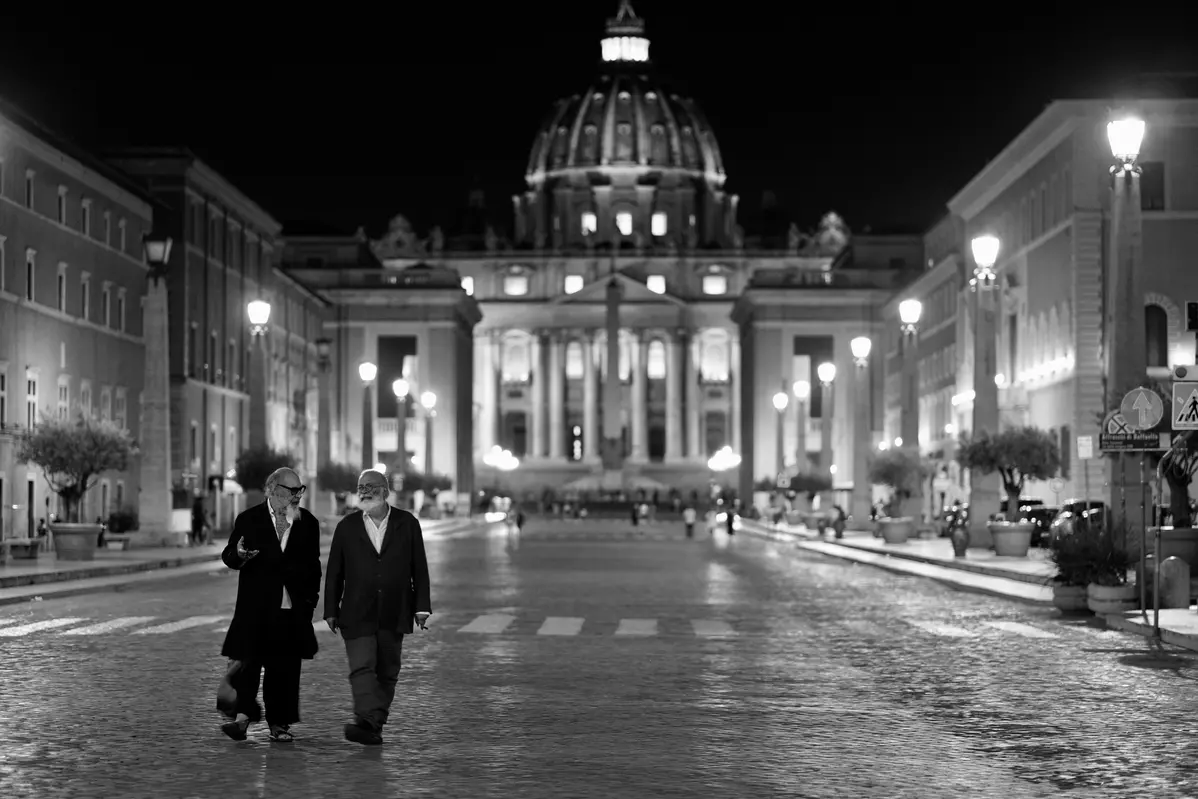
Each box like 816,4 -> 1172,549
746,268 -> 912,291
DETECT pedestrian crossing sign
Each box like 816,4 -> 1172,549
1172,381 -> 1198,431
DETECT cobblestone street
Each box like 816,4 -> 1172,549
1,520 -> 1196,798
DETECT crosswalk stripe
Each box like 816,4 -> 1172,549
60,617 -> 158,636
614,618 -> 658,637
537,617 -> 584,636
0,618 -> 88,637
691,619 -> 736,637
0,618 -> 25,628
458,614 -> 515,634
906,620 -> 974,638
132,615 -> 226,635
983,621 -> 1058,639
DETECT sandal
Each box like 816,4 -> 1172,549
268,725 -> 294,743
221,718 -> 251,741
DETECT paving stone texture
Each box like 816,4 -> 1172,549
1,520 -> 1196,798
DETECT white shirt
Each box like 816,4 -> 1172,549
362,506 -> 391,554
267,503 -> 294,609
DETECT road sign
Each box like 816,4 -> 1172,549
1049,477 -> 1064,493
1174,381 -> 1198,430
776,473 -> 790,489
1099,411 -> 1169,451
1175,365 -> 1198,381
1076,435 -> 1094,460
1120,387 -> 1164,430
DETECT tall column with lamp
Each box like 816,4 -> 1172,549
392,378 -> 410,479
247,299 -> 272,451
358,362 -> 377,473
139,236 -> 174,539
631,332 -> 647,461
898,299 -> 924,521
685,331 -> 701,460
771,384 -> 788,483
849,336 -> 873,525
582,332 -> 599,463
665,330 -> 683,461
548,332 -> 565,461
817,362 -> 836,507
1106,116 -> 1148,530
314,338 -> 332,512
529,331 -> 545,459
968,235 -> 1002,548
420,391 -> 436,476
792,379 -> 810,473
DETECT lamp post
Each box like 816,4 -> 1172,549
968,234 -> 1002,548
246,299 -> 272,451
311,338 -> 332,513
772,386 -> 789,483
421,390 -> 437,477
817,361 -> 836,508
792,379 -> 810,475
139,235 -> 174,539
897,299 -> 923,521
392,378 -> 411,480
1106,115 -> 1147,534
358,362 -> 377,473
849,336 -> 872,525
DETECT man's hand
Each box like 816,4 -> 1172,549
235,538 -> 259,561
415,612 -> 431,630
325,617 -> 339,634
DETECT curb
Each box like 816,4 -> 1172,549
1102,611 -> 1198,653
0,551 -> 224,590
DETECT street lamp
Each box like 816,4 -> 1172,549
816,362 -> 836,505
967,233 -> 1002,548
817,362 -> 836,386
849,336 -> 872,526
1108,116 -> 1145,174
359,362 -> 377,473
772,391 -> 788,412
897,298 -> 922,522
247,300 -> 271,337
392,379 -> 411,479
420,391 -> 437,477
142,235 -> 172,282
792,379 -> 810,475
772,387 -> 789,481
246,299 -> 273,452
970,234 -> 1000,289
850,336 -> 871,368
138,234 -> 174,536
898,299 -> 922,337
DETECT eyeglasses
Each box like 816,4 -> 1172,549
273,484 -> 307,497
357,484 -> 386,494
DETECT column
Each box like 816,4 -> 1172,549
820,381 -> 834,476
900,330 -> 925,522
139,276 -> 172,537
548,332 -> 565,460
850,361 -> 872,524
730,330 -> 741,452
665,330 -> 683,460
529,331 -> 545,459
686,331 -> 701,460
969,288 -> 1001,548
476,332 -> 497,455
583,332 -> 599,463
630,332 -> 647,461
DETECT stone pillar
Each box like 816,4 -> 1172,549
969,287 -> 1001,548
819,381 -> 834,478
850,361 -> 872,524
548,332 -> 565,461
249,333 -> 269,450
529,331 -> 545,459
666,331 -> 683,461
686,332 -> 701,460
631,331 -> 647,461
583,332 -> 600,463
602,282 -> 623,464
730,330 -> 741,452
138,277 -> 172,540
900,330 -> 924,522
477,332 -> 499,455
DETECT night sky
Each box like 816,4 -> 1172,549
3,3 -> 1196,239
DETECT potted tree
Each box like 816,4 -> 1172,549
317,461 -> 360,516
956,426 -> 1061,557
786,472 -> 833,529
1045,525 -> 1097,612
1084,525 -> 1137,614
868,448 -> 931,544
16,415 -> 138,561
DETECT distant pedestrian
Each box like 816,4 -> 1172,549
630,504 -> 639,527
217,468 -> 321,743
682,506 -> 697,538
832,504 -> 846,539
325,469 -> 431,746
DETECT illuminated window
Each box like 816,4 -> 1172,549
503,274 -> 528,296
56,375 -> 69,420
600,36 -> 649,63
647,340 -> 666,379
565,341 -> 584,379
700,332 -> 730,382
646,275 -> 666,294
651,212 -> 667,236
564,275 -> 584,294
502,337 -> 530,383
616,212 -> 633,236
581,212 -> 597,235
702,274 -> 727,295
461,276 -> 474,296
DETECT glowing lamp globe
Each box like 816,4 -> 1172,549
142,236 -> 172,266
850,336 -> 872,360
971,235 -> 1000,269
421,391 -> 437,410
1108,117 -> 1145,162
792,380 -> 811,401
246,299 -> 271,328
772,391 -> 789,412
898,299 -> 922,327
817,362 -> 836,384
358,362 -> 377,383
392,379 -> 410,399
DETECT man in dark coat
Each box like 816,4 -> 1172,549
218,467 -> 322,743
325,469 -> 431,746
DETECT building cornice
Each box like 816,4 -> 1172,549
881,255 -> 960,317
186,160 -> 282,237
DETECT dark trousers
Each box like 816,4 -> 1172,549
685,523 -> 694,538
345,631 -> 404,731
230,611 -> 303,726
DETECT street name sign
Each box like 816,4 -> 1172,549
1119,387 -> 1164,431
1098,411 -> 1169,452
1076,435 -> 1093,460
1173,381 -> 1198,431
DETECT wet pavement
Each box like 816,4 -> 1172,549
1,518 -> 1196,798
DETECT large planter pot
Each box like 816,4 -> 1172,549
1155,526 -> 1198,566
1087,582 -> 1138,614
950,527 -> 969,557
878,517 -> 914,544
988,522 -> 1035,557
1052,584 -> 1091,613
50,523 -> 103,561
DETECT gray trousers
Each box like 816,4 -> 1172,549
345,631 -> 404,730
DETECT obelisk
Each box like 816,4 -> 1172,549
602,278 -> 624,471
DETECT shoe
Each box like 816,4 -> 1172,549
268,724 -> 294,743
344,722 -> 383,746
221,718 -> 251,741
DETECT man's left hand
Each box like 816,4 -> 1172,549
415,612 -> 431,630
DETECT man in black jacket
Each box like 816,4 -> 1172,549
324,469 -> 431,746
218,467 -> 321,743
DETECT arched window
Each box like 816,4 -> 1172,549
646,339 -> 666,379
615,122 -> 633,162
700,330 -> 729,383
580,125 -> 598,164
1146,303 -> 1169,367
565,340 -> 584,379
502,335 -> 530,383
649,124 -> 668,165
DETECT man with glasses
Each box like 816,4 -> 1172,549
218,467 -> 322,744
324,469 -> 431,746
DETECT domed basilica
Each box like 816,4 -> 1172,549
284,1 -> 923,508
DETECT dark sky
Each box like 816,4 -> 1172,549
2,3 -> 1196,238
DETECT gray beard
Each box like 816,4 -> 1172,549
360,498 -> 387,515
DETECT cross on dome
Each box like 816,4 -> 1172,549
601,0 -> 649,63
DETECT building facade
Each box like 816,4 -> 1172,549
0,101 -> 153,538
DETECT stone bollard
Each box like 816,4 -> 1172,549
1158,556 -> 1191,610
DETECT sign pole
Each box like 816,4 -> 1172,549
1139,455 -> 1147,616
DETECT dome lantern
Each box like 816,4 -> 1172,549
601,0 -> 649,64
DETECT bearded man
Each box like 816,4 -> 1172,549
324,469 -> 431,746
218,467 -> 321,743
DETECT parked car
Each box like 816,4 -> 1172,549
1014,504 -> 1059,547
1048,499 -> 1107,544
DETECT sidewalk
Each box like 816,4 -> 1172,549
738,518 -> 1198,652
0,515 -> 487,606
